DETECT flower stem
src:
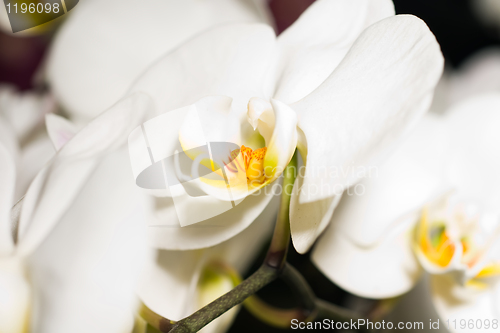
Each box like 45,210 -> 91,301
169,264 -> 279,333
265,151 -> 298,270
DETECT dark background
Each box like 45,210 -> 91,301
1,0 -> 499,332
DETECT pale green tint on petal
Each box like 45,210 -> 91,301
16,93 -> 152,257
27,148 -> 151,333
293,15 -> 444,204
46,0 -> 271,119
274,0 -> 394,104
312,213 -> 422,299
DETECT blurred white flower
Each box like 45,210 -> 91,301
45,0 -> 271,121
312,94 -> 500,332
1,93 -> 152,333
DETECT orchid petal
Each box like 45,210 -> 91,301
14,135 -> 54,201
138,193 -> 276,324
431,274 -> 500,331
312,213 -> 422,299
330,114 -> 451,250
47,0 -> 271,119
274,0 -> 394,103
16,93 -> 152,256
289,171 -> 342,254
27,148 -> 150,333
448,49 -> 500,106
444,94 -> 500,213
0,258 -> 30,333
46,114 -> 77,151
130,23 -> 276,116
292,15 -> 444,204
0,120 -> 16,256
145,186 -> 279,250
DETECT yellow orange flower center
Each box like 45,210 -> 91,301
417,208 -> 500,288
231,145 -> 267,185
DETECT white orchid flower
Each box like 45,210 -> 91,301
312,94 -> 500,331
1,93 -> 152,333
45,0 -> 271,121
126,0 -> 443,252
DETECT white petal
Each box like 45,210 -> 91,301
0,257 -> 30,333
145,185 -> 279,250
332,114 -> 451,249
16,93 -> 152,256
274,0 -> 394,103
46,0 -> 271,119
14,136 -> 55,200
448,49 -> 500,106
443,94 -> 500,213
28,149 -> 150,333
45,114 -> 77,151
289,171 -> 342,254
431,274 -> 500,332
130,23 -> 276,116
312,213 -> 422,299
0,86 -> 54,140
0,119 -> 16,256
292,15 -> 444,203
138,193 -> 277,322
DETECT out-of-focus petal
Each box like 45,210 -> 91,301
330,114 -> 451,249
431,274 -> 500,332
46,114 -> 77,151
444,94 -> 500,213
28,148 -> 150,333
274,0 -> 394,103
312,212 -> 422,299
292,15 -> 443,204
16,92 -> 152,256
0,257 -> 30,333
0,87 -> 54,140
448,49 -> 500,106
0,119 -> 16,255
14,135 -> 54,200
46,0 -> 271,119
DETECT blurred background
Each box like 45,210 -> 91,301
1,0 -> 499,331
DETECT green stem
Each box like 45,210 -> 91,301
265,151 -> 298,270
139,302 -> 176,333
169,264 -> 279,333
